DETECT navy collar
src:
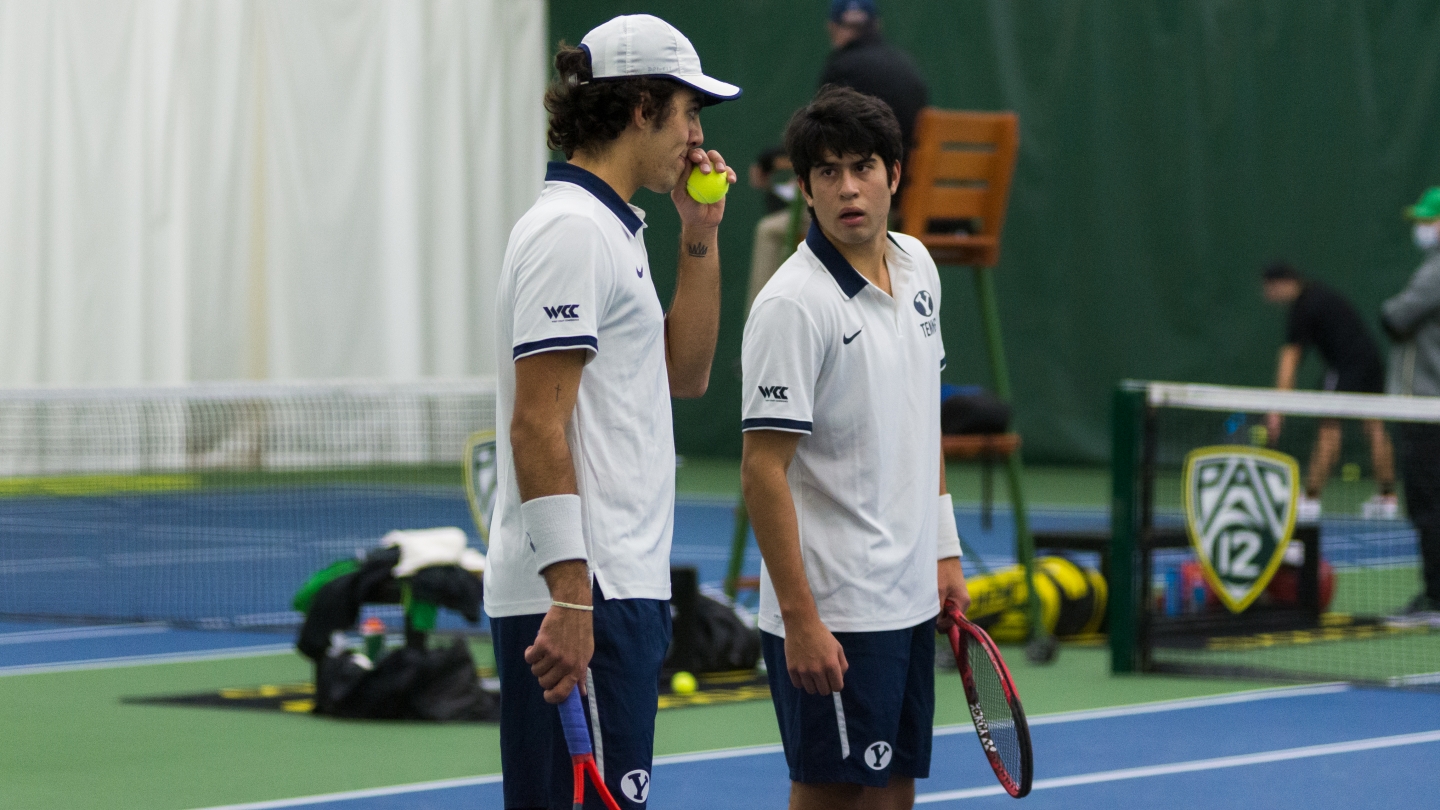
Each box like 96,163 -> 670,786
805,220 -> 869,299
546,161 -> 644,235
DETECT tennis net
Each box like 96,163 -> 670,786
0,379 -> 495,629
1110,382 -> 1440,688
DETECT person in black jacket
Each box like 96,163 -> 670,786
820,0 -> 928,153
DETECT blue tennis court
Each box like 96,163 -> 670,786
177,684 -> 1440,810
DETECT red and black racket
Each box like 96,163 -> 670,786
558,688 -> 623,810
944,600 -> 1034,798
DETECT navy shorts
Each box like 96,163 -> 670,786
491,582 -> 671,809
762,619 -> 936,786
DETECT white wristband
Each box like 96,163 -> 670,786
937,493 -> 963,560
521,494 -> 587,576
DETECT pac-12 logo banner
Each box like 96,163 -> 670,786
1182,446 -> 1299,613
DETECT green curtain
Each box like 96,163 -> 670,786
548,1 -> 1440,463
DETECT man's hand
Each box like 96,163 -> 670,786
784,614 -> 848,696
671,148 -> 736,229
523,559 -> 593,703
936,557 -> 970,632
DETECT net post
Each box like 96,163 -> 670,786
1109,381 -> 1147,673
723,498 -> 750,600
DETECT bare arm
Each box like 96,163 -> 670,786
741,429 -> 848,695
1274,344 -> 1302,391
664,149 -> 735,398
511,350 -> 592,702
1267,344 -> 1302,443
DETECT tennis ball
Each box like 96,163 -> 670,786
670,670 -> 697,695
686,165 -> 729,204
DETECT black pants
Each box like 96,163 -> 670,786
1398,423 -> 1440,601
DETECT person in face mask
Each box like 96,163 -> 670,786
1381,186 -> 1440,617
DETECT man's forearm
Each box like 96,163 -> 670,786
1275,345 -> 1301,390
742,459 -> 821,626
664,225 -> 722,398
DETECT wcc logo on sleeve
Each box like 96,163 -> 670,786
1182,446 -> 1299,613
758,385 -> 789,402
542,304 -> 580,321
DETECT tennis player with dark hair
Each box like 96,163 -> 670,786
485,15 -> 739,809
740,85 -> 969,810
1260,261 -> 1397,521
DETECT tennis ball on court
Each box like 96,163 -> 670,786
1341,462 -> 1361,482
1249,425 -> 1269,447
670,670 -> 698,695
686,165 -> 729,204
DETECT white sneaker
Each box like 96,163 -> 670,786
1361,494 -> 1399,520
1297,495 -> 1322,524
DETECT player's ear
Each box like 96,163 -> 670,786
889,160 -> 902,194
797,173 -> 814,206
631,95 -> 649,130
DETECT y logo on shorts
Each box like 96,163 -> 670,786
758,385 -> 789,402
543,304 -> 580,321
620,769 -> 651,803
865,741 -> 893,770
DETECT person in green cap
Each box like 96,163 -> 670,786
1381,186 -> 1440,617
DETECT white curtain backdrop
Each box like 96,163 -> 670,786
0,0 -> 546,386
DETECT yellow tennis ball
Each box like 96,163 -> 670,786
670,670 -> 697,695
686,165 -> 729,204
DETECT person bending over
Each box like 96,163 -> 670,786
1261,261 -> 1396,521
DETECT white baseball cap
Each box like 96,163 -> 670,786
580,14 -> 741,105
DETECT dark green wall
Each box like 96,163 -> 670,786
548,1 -> 1440,463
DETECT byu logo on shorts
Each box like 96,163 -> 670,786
912,290 -> 934,317
1183,446 -> 1299,613
864,741 -> 893,770
620,769 -> 651,803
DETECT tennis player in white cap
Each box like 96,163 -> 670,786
484,14 -> 740,809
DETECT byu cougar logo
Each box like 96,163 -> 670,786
864,741 -> 893,770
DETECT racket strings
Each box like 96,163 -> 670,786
967,642 -> 1023,780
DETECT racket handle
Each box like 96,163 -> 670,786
558,688 -> 592,756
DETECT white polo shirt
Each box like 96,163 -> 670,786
485,162 -> 675,618
742,222 -> 947,636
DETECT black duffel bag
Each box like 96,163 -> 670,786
942,388 -> 1011,435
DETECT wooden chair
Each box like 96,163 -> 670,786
899,110 -> 1019,268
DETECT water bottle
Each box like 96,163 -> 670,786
361,616 -> 386,662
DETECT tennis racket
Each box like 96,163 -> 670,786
944,600 -> 1034,798
558,688 -> 622,810
463,430 -> 498,544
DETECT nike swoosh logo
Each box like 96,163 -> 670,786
843,329 -> 862,344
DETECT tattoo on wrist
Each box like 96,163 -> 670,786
686,242 -> 710,259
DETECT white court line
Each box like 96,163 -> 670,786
916,729 -> 1440,803
0,644 -> 294,677
185,684 -> 1351,809
188,775 -> 506,810
937,682 -> 1350,735
0,623 -> 169,645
